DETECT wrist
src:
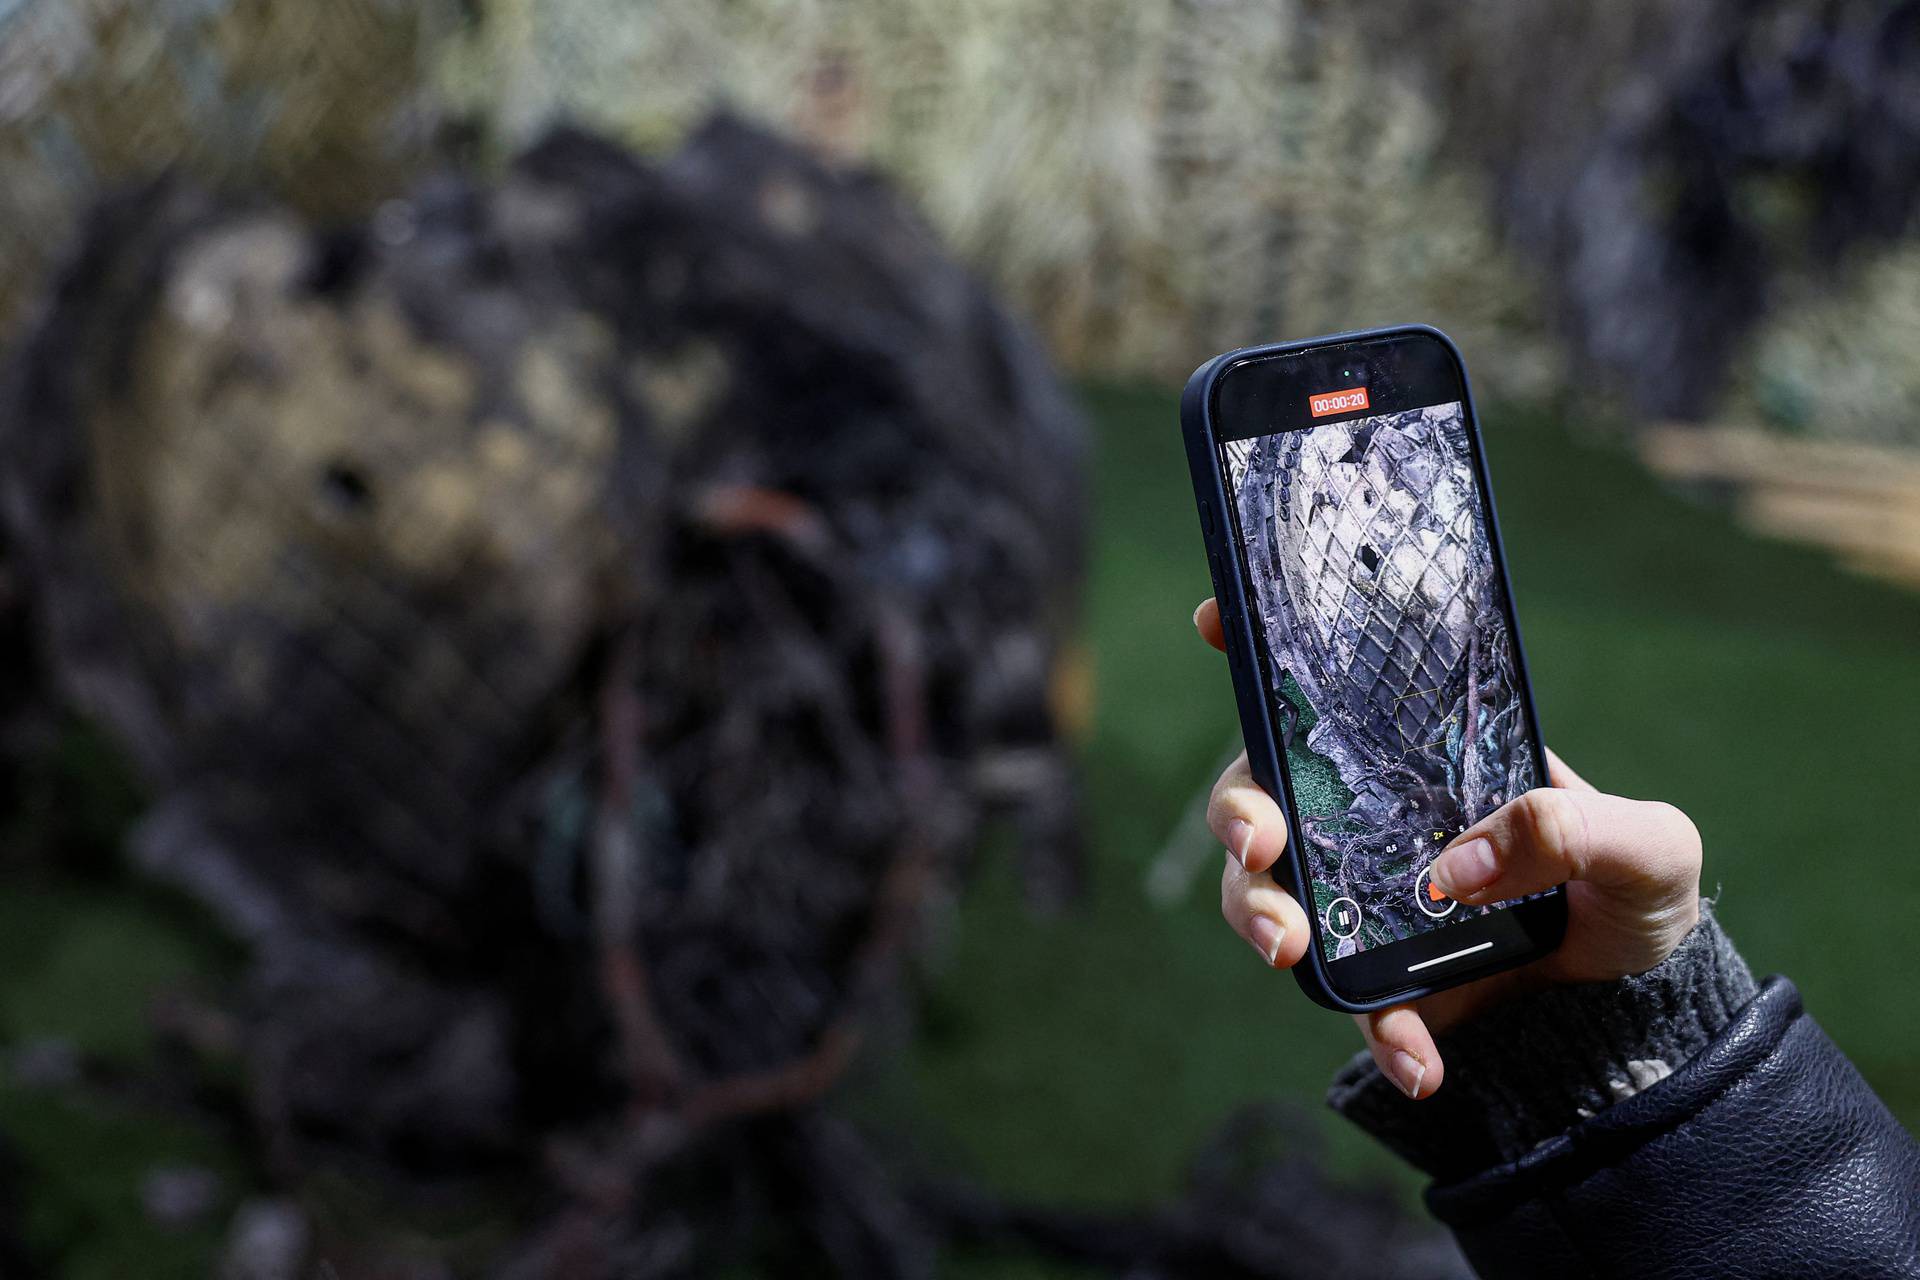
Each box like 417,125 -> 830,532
1330,900 -> 1757,1180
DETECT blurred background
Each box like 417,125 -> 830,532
0,1 -> 1916,1276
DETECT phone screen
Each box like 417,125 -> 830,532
1214,342 -> 1543,967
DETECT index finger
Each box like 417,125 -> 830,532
1193,598 -> 1226,652
1207,750 -> 1287,874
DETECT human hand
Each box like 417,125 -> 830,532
1193,598 -> 1703,1100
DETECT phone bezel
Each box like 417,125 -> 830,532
1180,324 -> 1566,1012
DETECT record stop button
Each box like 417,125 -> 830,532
1325,896 -> 1362,939
1415,863 -> 1458,919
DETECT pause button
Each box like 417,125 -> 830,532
1325,896 -> 1362,939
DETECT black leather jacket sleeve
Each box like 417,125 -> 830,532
1427,977 -> 1920,1278
1331,906 -> 1920,1277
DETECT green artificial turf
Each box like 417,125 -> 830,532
0,883 -> 240,1278
893,382 -> 1920,1259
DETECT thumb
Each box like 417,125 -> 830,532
1430,786 -> 1700,908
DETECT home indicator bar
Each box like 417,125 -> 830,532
1407,940 -> 1494,973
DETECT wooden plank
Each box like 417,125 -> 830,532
1640,425 -> 1920,592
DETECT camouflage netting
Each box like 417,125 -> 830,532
7,0 -> 1919,436
0,0 -> 460,340
0,117 -> 1096,1274
1397,0 -> 1920,419
427,0 -> 1558,391
428,0 -> 1920,428
1731,239 -> 1920,445
0,0 -> 1559,393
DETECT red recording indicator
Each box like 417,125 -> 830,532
1309,386 -> 1370,418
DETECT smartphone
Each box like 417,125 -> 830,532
1181,325 -> 1565,1011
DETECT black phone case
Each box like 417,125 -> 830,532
1180,323 -> 1562,1012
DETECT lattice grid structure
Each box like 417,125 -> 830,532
0,0 -> 1562,396
1229,404 -> 1536,950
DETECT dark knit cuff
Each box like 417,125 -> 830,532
1327,900 -> 1757,1181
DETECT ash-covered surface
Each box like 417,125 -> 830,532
1227,404 -> 1537,958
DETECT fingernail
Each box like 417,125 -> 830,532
1192,601 -> 1207,629
1435,837 -> 1498,896
1225,818 -> 1255,867
1391,1050 -> 1428,1099
1248,914 -> 1284,966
